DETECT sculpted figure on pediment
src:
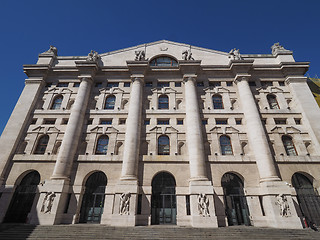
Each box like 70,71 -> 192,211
271,42 -> 287,55
135,50 -> 146,61
86,50 -> 99,62
228,48 -> 242,60
43,45 -> 58,55
182,49 -> 194,60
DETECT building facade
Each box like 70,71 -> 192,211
0,41 -> 320,228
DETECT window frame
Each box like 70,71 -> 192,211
34,135 -> 49,155
212,95 -> 224,109
95,135 -> 109,155
158,95 -> 169,109
51,95 -> 63,110
220,135 -> 233,155
282,135 -> 297,156
104,95 -> 116,110
158,135 -> 170,155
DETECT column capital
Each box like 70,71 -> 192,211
233,74 -> 251,84
130,74 -> 145,83
183,74 -> 197,83
285,76 -> 307,85
78,76 -> 94,83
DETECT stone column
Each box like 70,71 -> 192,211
183,75 -> 218,228
184,76 -> 208,181
120,77 -> 143,180
51,77 -> 93,179
235,76 -> 280,182
31,76 -> 93,225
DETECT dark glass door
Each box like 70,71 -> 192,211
4,171 -> 40,223
80,172 -> 107,223
222,173 -> 251,226
151,172 -> 176,225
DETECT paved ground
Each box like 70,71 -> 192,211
0,224 -> 319,240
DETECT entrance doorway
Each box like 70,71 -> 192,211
151,172 -> 176,225
4,171 -> 40,223
79,171 -> 107,223
292,173 -> 320,225
222,173 -> 250,226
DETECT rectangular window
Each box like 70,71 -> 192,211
43,119 -> 56,124
175,82 -> 181,87
279,81 -> 285,86
87,119 -> 93,125
177,119 -> 183,125
31,118 -> 37,125
145,82 -> 153,87
202,119 -> 208,125
144,119 -> 150,125
107,82 -> 119,88
119,119 -> 126,125
124,82 -> 131,87
197,81 -> 204,87
157,119 -> 169,125
275,119 -> 286,124
236,119 -> 242,125
62,118 -> 69,125
216,119 -> 228,125
249,81 -> 256,86
261,118 -> 267,125
100,119 -> 112,125
226,81 -> 233,86
57,82 -> 69,87
157,82 -> 169,88
73,82 -> 80,87
95,82 -> 102,87
137,194 -> 142,215
186,195 -> 191,215
294,118 -> 301,125
209,81 -> 221,87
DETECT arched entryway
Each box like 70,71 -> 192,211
151,172 -> 176,225
222,172 -> 250,226
79,171 -> 107,223
292,173 -> 320,225
4,171 -> 40,223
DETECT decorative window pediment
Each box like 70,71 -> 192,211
152,87 -> 177,94
204,86 -> 230,94
210,126 -> 239,134
45,87 -> 73,94
149,126 -> 178,134
90,125 -> 119,134
99,87 -> 124,95
257,86 -> 283,93
31,126 -> 60,134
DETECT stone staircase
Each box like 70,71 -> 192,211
0,224 -> 319,240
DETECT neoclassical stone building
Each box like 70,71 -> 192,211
0,40 -> 320,228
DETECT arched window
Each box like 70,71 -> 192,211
51,95 -> 63,109
95,135 -> 109,155
220,135 -> 233,155
267,94 -> 279,109
158,95 -> 169,109
282,135 -> 297,156
158,135 -> 170,155
212,95 -> 224,109
104,95 -> 116,109
34,135 -> 49,154
150,56 -> 178,67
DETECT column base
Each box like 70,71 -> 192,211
110,180 -> 138,227
189,180 -> 218,228
29,179 -> 70,225
252,181 -> 303,229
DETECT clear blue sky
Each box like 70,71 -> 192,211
0,0 -> 319,135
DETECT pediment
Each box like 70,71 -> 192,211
257,86 -> 283,93
99,40 -> 231,67
210,126 -> 239,134
285,126 -> 301,134
270,126 -> 285,133
151,87 -> 177,94
149,126 -> 178,134
90,126 -> 119,134
205,86 -> 230,94
31,126 -> 60,134
45,87 -> 73,94
99,87 -> 124,94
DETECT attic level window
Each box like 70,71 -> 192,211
57,82 -> 69,87
150,57 -> 178,67
209,81 -> 221,87
107,82 -> 119,88
157,82 -> 169,88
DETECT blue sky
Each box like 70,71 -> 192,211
0,0 -> 319,134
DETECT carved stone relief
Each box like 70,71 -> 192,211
198,193 -> 210,217
41,192 -> 56,214
275,194 -> 291,217
119,192 -> 131,215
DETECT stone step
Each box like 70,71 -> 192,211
0,224 -> 319,240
